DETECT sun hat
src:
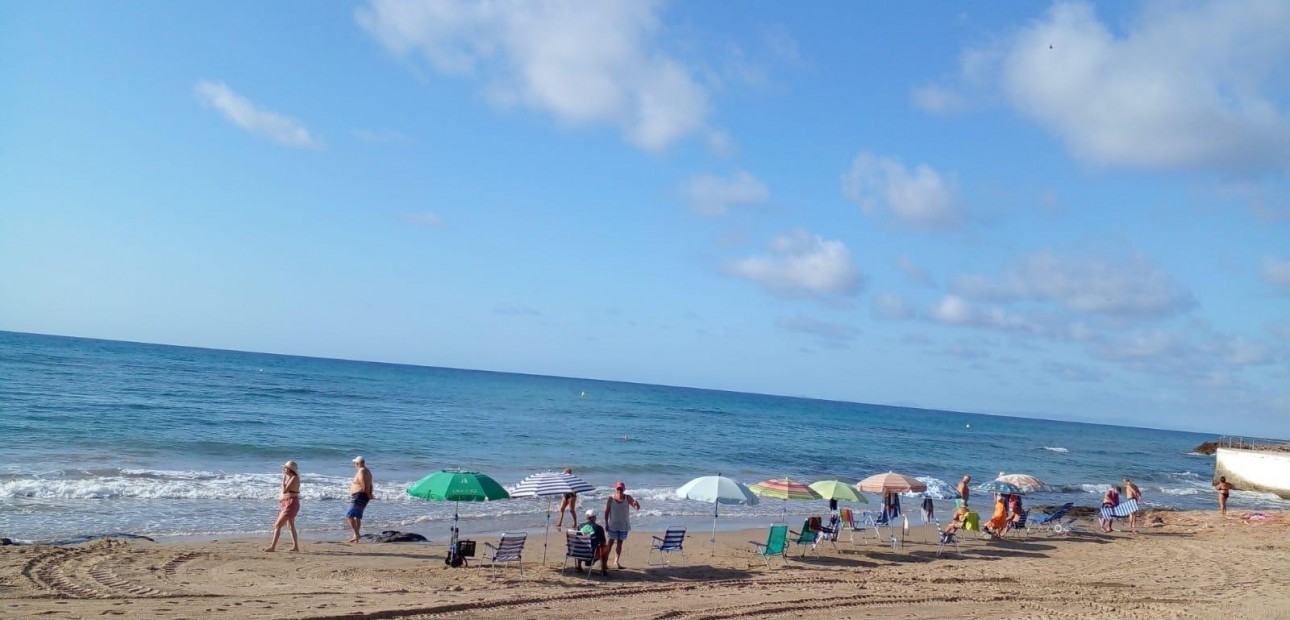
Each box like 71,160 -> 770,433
585,509 -> 596,518
283,460 -> 298,473
614,481 -> 625,490
353,456 -> 365,463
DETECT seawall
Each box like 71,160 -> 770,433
1215,447 -> 1290,499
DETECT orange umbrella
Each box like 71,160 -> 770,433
856,472 -> 927,494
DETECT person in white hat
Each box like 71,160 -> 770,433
578,509 -> 608,576
346,456 -> 373,543
265,460 -> 301,552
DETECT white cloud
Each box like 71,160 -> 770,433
871,292 -> 914,320
194,81 -> 321,148
681,170 -> 769,217
910,84 -> 966,114
842,153 -> 964,231
935,1 -> 1290,171
1260,256 -> 1290,292
1042,361 -> 1106,383
776,314 -> 859,348
1225,337 -> 1274,367
951,251 -> 1195,319
356,0 -> 710,151
727,230 -> 864,299
927,295 -> 1043,333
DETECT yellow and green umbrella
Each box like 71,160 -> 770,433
750,477 -> 821,522
809,479 -> 869,504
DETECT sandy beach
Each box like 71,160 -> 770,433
2,510 -> 1287,619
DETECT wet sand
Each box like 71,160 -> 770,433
2,510 -> 1286,619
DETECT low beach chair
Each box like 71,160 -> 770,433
561,530 -> 602,579
789,519 -> 821,557
936,524 -> 962,558
1032,503 -> 1074,534
1006,510 -> 1030,539
750,524 -> 788,567
648,526 -> 686,566
483,532 -> 527,581
840,508 -> 880,544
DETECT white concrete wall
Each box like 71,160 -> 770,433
1215,448 -> 1290,499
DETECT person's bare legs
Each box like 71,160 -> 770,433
1219,495 -> 1228,517
611,539 -> 625,568
555,497 -> 570,528
347,516 -> 361,543
265,513 -> 288,551
285,517 -> 299,551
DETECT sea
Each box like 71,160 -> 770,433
2,330 -> 1283,543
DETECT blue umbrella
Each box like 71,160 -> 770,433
977,480 -> 1024,495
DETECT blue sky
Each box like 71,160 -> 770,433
2,1 -> 1288,436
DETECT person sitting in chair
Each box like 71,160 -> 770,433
984,494 -> 1010,538
578,510 -> 609,576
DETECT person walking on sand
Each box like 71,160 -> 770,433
956,475 -> 971,508
1100,486 -> 1121,533
346,456 -> 373,543
604,481 -> 640,569
266,461 -> 301,552
555,468 -> 578,528
1214,476 -> 1234,517
1123,478 -> 1143,533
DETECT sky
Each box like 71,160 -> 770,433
2,1 -> 1288,437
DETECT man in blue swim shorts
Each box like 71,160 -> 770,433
346,456 -> 373,543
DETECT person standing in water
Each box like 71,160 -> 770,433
555,468 -> 577,528
266,461 -> 301,552
346,456 -> 373,543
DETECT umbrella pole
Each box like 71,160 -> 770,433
711,499 -> 718,556
541,496 -> 552,566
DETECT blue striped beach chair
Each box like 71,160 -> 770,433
1098,498 -> 1140,530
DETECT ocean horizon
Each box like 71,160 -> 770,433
2,330 -> 1284,542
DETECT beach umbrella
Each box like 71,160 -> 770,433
856,472 -> 927,494
750,477 -> 820,522
996,473 -> 1045,493
676,475 -> 760,554
977,480 -> 1024,495
406,470 -> 509,564
809,479 -> 869,504
509,471 -> 595,564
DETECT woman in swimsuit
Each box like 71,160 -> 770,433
265,461 -> 301,552
555,468 -> 577,528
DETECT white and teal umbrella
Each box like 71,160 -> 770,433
676,475 -> 760,554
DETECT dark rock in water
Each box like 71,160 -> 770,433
41,533 -> 156,546
361,530 -> 428,543
1,538 -> 16,546
1193,441 -> 1218,455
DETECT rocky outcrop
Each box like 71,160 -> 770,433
1193,441 -> 1218,455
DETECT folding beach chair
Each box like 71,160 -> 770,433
840,508 -> 881,544
1032,503 -> 1074,535
1098,498 -> 1140,531
648,526 -> 686,566
789,518 -> 821,557
1006,510 -> 1030,539
561,530 -> 602,579
936,524 -> 962,558
749,524 -> 788,567
483,532 -> 527,580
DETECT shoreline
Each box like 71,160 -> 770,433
3,509 -> 1286,619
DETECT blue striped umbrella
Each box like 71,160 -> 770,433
977,480 -> 1024,495
510,471 -> 596,564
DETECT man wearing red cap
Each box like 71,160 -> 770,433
603,481 -> 640,569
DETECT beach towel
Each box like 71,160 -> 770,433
962,512 -> 980,531
1098,498 -> 1140,521
921,497 -> 934,523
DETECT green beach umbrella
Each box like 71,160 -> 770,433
407,470 -> 509,565
809,479 -> 869,504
